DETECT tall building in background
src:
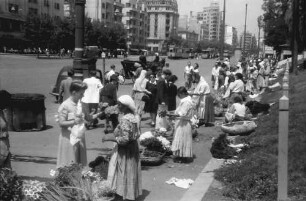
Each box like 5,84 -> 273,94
122,0 -> 148,49
0,0 -> 64,48
146,0 -> 179,52
225,25 -> 238,46
240,32 -> 254,51
85,0 -> 123,25
197,1 -> 221,41
178,14 -> 188,30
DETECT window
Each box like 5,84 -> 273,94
102,13 -> 105,19
54,3 -> 60,10
8,4 -> 19,14
28,8 -> 38,15
44,0 -> 49,7
102,3 -> 105,8
28,0 -> 38,3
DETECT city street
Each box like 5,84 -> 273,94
0,54 -> 221,201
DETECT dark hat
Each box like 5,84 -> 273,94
110,74 -> 119,81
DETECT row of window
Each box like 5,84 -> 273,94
147,1 -> 174,6
147,7 -> 172,11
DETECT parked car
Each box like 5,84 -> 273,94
50,66 -> 103,103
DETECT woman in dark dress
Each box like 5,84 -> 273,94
168,75 -> 178,112
144,72 -> 158,127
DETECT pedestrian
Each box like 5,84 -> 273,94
105,64 -> 116,83
228,73 -> 245,104
211,61 -> 221,90
100,74 -> 119,132
59,68 -> 74,103
171,87 -> 195,163
167,75 -> 178,112
82,70 -> 103,128
103,95 -> 142,201
155,69 -> 172,130
57,80 -> 100,168
190,73 -> 215,126
132,70 -> 151,129
193,63 -> 200,74
0,90 -> 12,169
184,61 -> 194,89
144,72 -> 158,127
154,52 -> 160,62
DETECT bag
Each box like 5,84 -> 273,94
70,123 -> 86,145
141,94 -> 150,102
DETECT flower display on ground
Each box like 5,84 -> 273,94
22,180 -> 46,200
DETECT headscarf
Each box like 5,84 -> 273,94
133,70 -> 147,91
118,95 -> 136,113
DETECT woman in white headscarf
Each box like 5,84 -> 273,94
132,70 -> 151,119
102,95 -> 142,201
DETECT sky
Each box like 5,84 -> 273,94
177,0 -> 264,36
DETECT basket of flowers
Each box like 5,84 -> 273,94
139,131 -> 171,166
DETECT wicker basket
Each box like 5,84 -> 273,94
221,121 -> 257,136
140,149 -> 166,166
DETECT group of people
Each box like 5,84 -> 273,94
55,55 -> 221,200
209,57 -> 275,123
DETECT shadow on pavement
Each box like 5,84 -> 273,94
11,154 -> 56,165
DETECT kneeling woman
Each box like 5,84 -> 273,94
102,95 -> 142,201
171,87 -> 195,163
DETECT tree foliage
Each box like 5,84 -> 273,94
23,14 -> 127,51
261,0 -> 290,52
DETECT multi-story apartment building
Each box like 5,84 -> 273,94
146,0 -> 179,52
85,0 -> 123,24
121,0 -> 148,49
225,25 -> 238,46
0,0 -> 64,49
197,1 -> 221,41
177,30 -> 198,47
240,32 -> 255,51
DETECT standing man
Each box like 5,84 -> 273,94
184,61 -> 194,89
100,74 -> 119,132
211,61 -> 221,90
155,69 -> 172,129
59,68 -> 74,103
82,70 -> 103,128
105,65 -> 116,83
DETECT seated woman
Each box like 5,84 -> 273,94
225,95 -> 251,123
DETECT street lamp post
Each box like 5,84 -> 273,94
257,16 -> 263,58
242,3 -> 248,59
220,0 -> 226,61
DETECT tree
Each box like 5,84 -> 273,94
261,0 -> 290,52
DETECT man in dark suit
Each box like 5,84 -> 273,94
155,69 -> 172,129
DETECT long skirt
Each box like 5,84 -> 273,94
197,94 -> 215,124
56,129 -> 87,168
171,119 -> 193,158
134,93 -> 145,115
108,141 -> 142,200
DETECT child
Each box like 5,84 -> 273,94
225,96 -> 250,123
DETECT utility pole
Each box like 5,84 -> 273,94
257,16 -> 263,58
291,0 -> 299,75
242,3 -> 248,60
220,0 -> 226,61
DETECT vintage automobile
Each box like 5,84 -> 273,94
50,66 -> 103,103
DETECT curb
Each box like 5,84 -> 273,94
179,158 -> 224,201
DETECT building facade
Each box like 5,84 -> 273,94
121,0 -> 148,49
197,1 -> 221,41
84,0 -> 123,24
146,0 -> 179,52
0,0 -> 64,49
177,30 -> 198,47
240,32 -> 255,51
